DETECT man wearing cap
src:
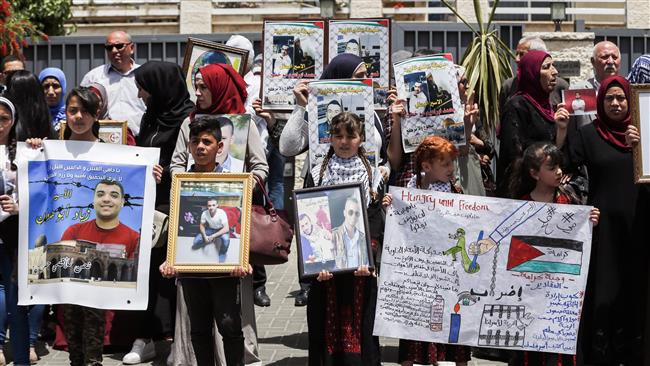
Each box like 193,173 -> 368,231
80,31 -> 146,135
272,45 -> 292,76
408,82 -> 428,115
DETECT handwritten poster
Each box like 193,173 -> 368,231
374,187 -> 593,354
393,56 -> 465,153
328,19 -> 391,109
307,79 -> 378,169
263,20 -> 325,110
16,140 -> 160,310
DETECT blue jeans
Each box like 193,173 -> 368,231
0,244 -> 30,365
266,142 -> 286,210
193,228 -> 230,255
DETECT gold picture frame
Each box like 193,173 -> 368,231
58,120 -> 128,144
167,172 -> 253,273
630,84 -> 650,183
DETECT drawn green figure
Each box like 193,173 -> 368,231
444,228 -> 480,273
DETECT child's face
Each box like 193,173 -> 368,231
331,130 -> 362,159
531,156 -> 562,188
423,155 -> 455,183
189,131 -> 224,168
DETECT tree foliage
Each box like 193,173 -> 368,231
0,0 -> 49,57
12,0 -> 72,36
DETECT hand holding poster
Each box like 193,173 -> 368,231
307,79 -> 378,169
328,19 -> 391,109
374,187 -> 593,354
394,56 -> 465,152
17,141 -> 160,310
263,20 -> 325,110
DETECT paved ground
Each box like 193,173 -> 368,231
10,153 -> 508,365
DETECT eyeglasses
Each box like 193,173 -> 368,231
104,43 -> 131,51
346,210 -> 361,217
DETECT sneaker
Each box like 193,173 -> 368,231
122,338 -> 157,364
0,349 -> 5,366
29,346 -> 38,364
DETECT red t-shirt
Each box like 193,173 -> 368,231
61,220 -> 140,259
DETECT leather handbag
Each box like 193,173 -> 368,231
249,175 -> 293,265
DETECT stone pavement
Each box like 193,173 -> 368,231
23,153 -> 507,365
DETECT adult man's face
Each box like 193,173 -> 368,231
326,104 -> 342,123
94,183 -> 124,221
343,199 -> 361,228
1,60 -> 24,84
105,31 -> 134,73
219,125 -> 234,160
299,216 -> 312,235
207,200 -> 218,215
515,41 -> 530,64
592,42 -> 620,82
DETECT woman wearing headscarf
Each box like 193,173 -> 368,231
86,82 -> 110,120
116,61 -> 194,365
38,67 -> 67,130
168,63 -> 267,366
496,50 -> 569,196
571,76 -> 646,365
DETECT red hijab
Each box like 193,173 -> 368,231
594,75 -> 631,151
515,50 -> 555,123
191,63 -> 247,120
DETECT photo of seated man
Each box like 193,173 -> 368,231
193,197 -> 230,260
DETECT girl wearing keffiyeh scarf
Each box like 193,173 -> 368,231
306,112 -> 382,366
383,135 -> 471,366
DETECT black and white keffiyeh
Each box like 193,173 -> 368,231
406,175 -> 452,193
312,155 -> 372,206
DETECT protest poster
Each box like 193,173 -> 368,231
394,56 -> 465,153
16,140 -> 160,310
328,19 -> 391,109
374,187 -> 593,354
186,114 -> 250,173
562,88 -> 597,115
307,79 -> 378,169
262,20 -> 326,110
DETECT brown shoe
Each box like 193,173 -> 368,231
29,346 -> 38,364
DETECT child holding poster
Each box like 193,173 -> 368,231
505,142 -> 599,366
26,87 -> 163,366
307,111 -> 380,365
383,135 -> 471,366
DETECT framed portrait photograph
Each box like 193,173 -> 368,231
328,19 -> 391,109
293,182 -> 374,280
630,84 -> 650,183
307,79 -> 378,169
262,20 -> 326,110
167,173 -> 253,273
182,38 -> 249,103
59,120 -> 128,144
186,114 -> 250,173
393,55 -> 465,153
562,88 -> 597,116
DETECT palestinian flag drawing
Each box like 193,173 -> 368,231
507,236 -> 583,275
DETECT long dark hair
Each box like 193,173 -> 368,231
63,87 -> 101,140
0,98 -> 16,167
508,141 -> 564,199
318,112 -> 376,200
5,70 -> 53,141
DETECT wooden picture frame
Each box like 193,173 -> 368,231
181,38 -> 249,102
293,182 -> 374,280
59,120 -> 128,144
167,172 -> 253,273
630,84 -> 650,183
261,19 -> 327,111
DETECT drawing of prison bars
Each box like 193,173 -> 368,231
477,304 -> 526,347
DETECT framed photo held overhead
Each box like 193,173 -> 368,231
59,120 -> 128,144
181,38 -> 249,103
328,19 -> 391,110
167,173 -> 254,273
630,84 -> 650,183
293,182 -> 374,280
262,19 -> 326,110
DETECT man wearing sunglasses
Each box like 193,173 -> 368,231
331,196 -> 369,269
81,30 -> 145,136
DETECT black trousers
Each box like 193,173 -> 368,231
182,277 -> 244,366
252,264 -> 266,291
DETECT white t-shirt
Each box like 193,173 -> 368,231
200,208 -> 229,231
572,98 -> 586,114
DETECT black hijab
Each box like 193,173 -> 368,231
321,53 -> 365,80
